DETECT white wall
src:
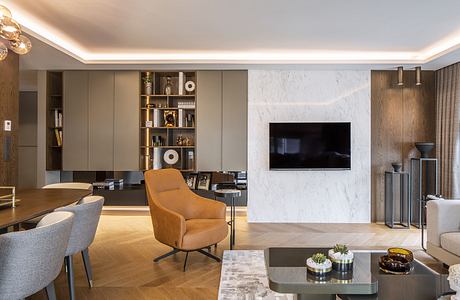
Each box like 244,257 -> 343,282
247,70 -> 371,223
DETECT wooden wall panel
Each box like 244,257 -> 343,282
371,70 -> 435,222
0,53 -> 19,186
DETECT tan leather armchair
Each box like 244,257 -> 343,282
144,168 -> 228,270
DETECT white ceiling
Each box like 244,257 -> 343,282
3,0 -> 460,69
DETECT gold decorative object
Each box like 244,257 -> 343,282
0,5 -> 32,61
0,186 -> 17,208
164,110 -> 177,127
379,247 -> 414,275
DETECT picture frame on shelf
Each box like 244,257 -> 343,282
197,172 -> 212,190
185,173 -> 198,189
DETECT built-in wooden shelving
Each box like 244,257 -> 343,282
139,71 -> 196,171
46,71 -> 64,170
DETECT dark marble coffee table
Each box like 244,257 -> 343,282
264,247 -> 450,300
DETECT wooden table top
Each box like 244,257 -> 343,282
0,189 -> 92,229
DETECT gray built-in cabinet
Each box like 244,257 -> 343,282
63,71 -> 139,171
196,71 -> 248,171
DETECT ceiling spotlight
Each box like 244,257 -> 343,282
0,41 -> 8,61
10,35 -> 32,55
397,66 -> 404,86
415,66 -> 422,86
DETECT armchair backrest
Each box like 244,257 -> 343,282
144,169 -> 196,219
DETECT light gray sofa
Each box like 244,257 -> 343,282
427,200 -> 460,266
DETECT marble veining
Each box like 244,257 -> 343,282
247,70 -> 371,223
218,250 -> 293,300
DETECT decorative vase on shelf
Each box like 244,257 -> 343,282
143,74 -> 153,95
448,265 -> 460,300
164,76 -> 173,95
145,82 -> 152,95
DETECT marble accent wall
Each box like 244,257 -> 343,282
247,70 -> 371,223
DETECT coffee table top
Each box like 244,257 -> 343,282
265,247 -> 449,300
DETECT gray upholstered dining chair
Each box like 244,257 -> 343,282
55,195 -> 104,300
0,211 -> 74,300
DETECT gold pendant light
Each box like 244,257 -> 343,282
0,5 -> 32,61
10,35 -> 31,55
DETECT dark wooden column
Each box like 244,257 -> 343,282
0,52 -> 19,186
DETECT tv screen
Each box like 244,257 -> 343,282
269,122 -> 351,170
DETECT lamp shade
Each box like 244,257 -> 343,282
10,35 -> 32,55
0,5 -> 12,20
0,41 -> 7,61
0,16 -> 21,41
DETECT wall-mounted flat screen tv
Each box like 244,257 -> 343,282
269,122 -> 351,170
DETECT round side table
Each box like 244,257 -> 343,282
214,189 -> 241,250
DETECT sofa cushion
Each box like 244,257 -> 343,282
182,219 -> 228,250
440,232 -> 460,257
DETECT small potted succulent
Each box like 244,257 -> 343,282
306,253 -> 332,276
328,244 -> 354,271
142,74 -> 153,95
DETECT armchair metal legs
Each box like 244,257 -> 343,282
153,248 -> 179,262
154,246 -> 222,272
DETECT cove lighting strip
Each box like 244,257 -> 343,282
7,3 -> 460,65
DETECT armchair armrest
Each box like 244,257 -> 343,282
188,193 -> 227,219
427,200 -> 460,246
150,204 -> 186,249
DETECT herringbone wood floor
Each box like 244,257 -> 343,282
31,210 -> 428,300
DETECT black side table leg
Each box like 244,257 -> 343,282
232,197 -> 236,247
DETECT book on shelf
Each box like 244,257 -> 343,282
153,108 -> 160,127
54,109 -> 63,127
178,72 -> 184,95
178,109 -> 184,127
54,128 -> 63,147
177,101 -> 195,109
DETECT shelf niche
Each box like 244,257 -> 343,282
140,71 -> 196,171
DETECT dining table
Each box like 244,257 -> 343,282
0,188 -> 92,230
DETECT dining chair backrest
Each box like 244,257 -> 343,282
55,195 -> 104,256
0,211 -> 74,300
42,182 -> 93,192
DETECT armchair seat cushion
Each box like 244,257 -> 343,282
441,232 -> 460,257
182,219 -> 228,250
